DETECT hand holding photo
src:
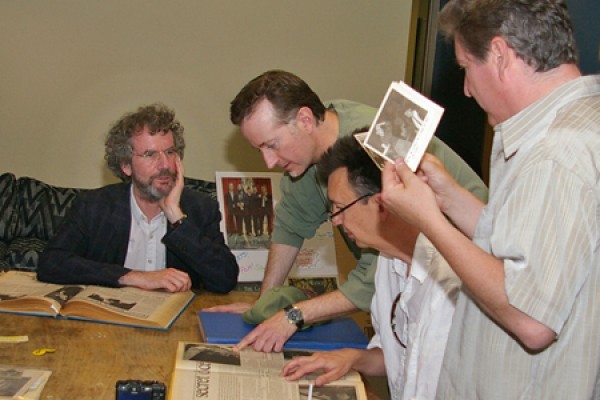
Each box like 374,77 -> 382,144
363,81 -> 444,171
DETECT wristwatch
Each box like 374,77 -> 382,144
283,304 -> 304,329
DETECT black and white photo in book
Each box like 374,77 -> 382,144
0,365 -> 52,399
363,81 -> 444,171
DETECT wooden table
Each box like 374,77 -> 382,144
1,290 -> 384,400
0,290 -> 258,400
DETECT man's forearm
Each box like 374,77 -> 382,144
296,290 -> 358,324
443,184 -> 485,239
260,243 -> 300,295
424,213 -> 556,350
351,347 -> 386,376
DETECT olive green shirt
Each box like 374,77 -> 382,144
272,100 -> 488,311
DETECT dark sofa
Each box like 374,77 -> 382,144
0,172 -> 216,271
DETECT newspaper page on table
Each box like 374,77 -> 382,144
0,365 -> 52,400
169,342 -> 367,400
362,80 -> 444,171
215,172 -> 338,288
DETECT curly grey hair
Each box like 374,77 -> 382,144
104,103 -> 185,181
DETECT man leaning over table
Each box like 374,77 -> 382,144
282,135 -> 460,400
38,103 -> 239,293
205,70 -> 487,352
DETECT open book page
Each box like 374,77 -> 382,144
170,342 -> 367,400
0,365 -> 52,400
0,271 -> 69,316
363,81 -> 444,171
0,271 -> 194,329
60,284 -> 195,328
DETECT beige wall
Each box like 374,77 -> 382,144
1,1 -> 413,188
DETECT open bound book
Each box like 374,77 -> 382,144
169,342 -> 368,400
0,271 -> 195,330
359,80 -> 444,171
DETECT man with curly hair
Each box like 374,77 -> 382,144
38,103 -> 238,293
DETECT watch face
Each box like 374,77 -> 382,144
287,308 -> 303,322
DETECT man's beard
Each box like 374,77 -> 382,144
132,169 -> 176,201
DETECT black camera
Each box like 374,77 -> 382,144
115,380 -> 166,400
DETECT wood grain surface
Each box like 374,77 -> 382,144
1,289 -> 384,400
0,291 -> 258,400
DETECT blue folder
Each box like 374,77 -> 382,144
197,311 -> 369,351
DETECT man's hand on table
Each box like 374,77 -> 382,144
118,268 -> 191,292
233,310 -> 297,353
203,302 -> 253,314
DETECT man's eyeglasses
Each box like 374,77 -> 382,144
390,291 -> 407,348
328,193 -> 374,220
133,147 -> 179,164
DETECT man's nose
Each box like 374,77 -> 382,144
156,150 -> 172,168
330,213 -> 343,227
262,149 -> 279,169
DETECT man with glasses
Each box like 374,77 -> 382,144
215,70 -> 486,353
380,1 -> 600,397
282,135 -> 459,400
38,103 -> 239,293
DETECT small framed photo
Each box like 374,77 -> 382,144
215,171 -> 339,284
216,172 -> 278,251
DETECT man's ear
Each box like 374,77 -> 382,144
372,193 -> 389,222
295,107 -> 316,132
121,162 -> 132,178
490,36 -> 511,79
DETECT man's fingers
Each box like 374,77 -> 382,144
381,161 -> 399,187
203,303 -> 252,313
393,158 -> 415,183
233,331 -> 256,352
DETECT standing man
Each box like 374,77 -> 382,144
38,103 -> 239,293
248,182 -> 261,236
282,136 -> 460,400
209,70 -> 487,352
234,183 -> 247,237
224,182 -> 237,235
258,184 -> 273,237
380,1 -> 600,398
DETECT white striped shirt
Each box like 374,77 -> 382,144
437,75 -> 600,399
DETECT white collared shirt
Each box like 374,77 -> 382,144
124,186 -> 167,271
369,234 -> 460,400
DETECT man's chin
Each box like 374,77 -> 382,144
139,184 -> 171,201
286,165 -> 309,178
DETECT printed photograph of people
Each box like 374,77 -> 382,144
218,175 -> 274,250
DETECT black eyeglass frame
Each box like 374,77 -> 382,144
390,291 -> 407,348
328,192 -> 375,221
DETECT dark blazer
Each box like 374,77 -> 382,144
38,183 -> 239,293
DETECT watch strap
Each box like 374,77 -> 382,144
171,214 -> 188,229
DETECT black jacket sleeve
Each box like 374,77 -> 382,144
37,184 -> 132,287
163,189 -> 239,293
